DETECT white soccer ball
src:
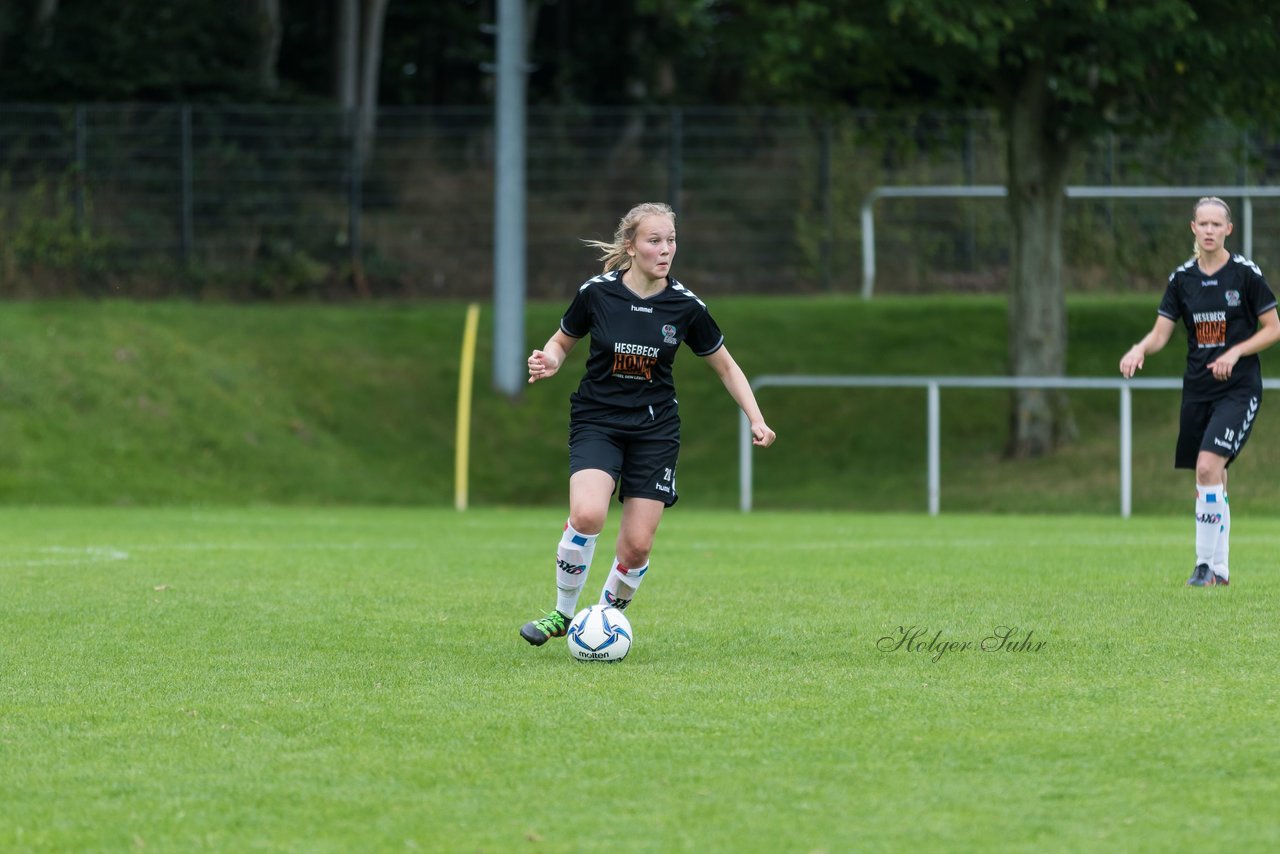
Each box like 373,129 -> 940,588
567,605 -> 632,662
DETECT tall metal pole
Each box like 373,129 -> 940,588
492,0 -> 527,396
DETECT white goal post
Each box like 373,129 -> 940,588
739,375 -> 1280,517
861,185 -> 1280,298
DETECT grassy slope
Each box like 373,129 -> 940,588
0,295 -> 1270,513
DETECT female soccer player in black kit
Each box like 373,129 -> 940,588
520,202 -> 776,645
1120,197 -> 1280,587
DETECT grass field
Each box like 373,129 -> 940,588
3,506 -> 1278,852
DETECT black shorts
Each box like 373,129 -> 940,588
1175,389 -> 1262,469
569,416 -> 681,506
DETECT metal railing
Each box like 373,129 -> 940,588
860,185 -> 1280,298
739,374 -> 1280,517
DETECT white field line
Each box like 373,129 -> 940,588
0,540 -> 528,569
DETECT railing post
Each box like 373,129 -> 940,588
1120,385 -> 1133,519
860,194 -> 876,299
1243,195 -> 1253,259
927,382 -> 940,516
739,408 -> 753,512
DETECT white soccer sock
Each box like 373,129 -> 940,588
555,521 -> 598,617
599,558 -> 648,611
1212,492 -> 1230,580
1194,484 -> 1225,570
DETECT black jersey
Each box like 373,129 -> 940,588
560,270 -> 724,422
1158,254 -> 1278,401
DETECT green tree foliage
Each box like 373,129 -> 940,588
0,0 -> 264,101
713,0 -> 1280,455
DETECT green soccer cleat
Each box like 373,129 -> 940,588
520,610 -> 571,646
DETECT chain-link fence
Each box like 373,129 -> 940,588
2,104 -> 1278,299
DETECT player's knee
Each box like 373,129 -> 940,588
568,508 -> 606,535
1196,458 -> 1225,485
615,540 -> 652,569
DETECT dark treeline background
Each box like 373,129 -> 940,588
1,1 -> 1278,311
0,1 -> 762,109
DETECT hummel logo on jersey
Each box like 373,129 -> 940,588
1202,279 -> 1218,287
630,304 -> 653,313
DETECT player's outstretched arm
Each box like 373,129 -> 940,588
1120,316 -> 1175,378
528,330 -> 578,384
703,346 -> 776,447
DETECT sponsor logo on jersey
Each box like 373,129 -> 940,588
612,341 -> 659,381
630,304 -> 653,313
1225,289 -> 1241,306
1202,278 -> 1218,287
1192,310 -> 1227,348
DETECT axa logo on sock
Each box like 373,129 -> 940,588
557,558 -> 586,575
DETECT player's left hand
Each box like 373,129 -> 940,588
1208,351 -> 1238,381
751,421 -> 776,448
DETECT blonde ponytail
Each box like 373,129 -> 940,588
582,202 -> 676,273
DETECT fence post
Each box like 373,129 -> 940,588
349,106 -> 363,271
180,105 -> 194,264
73,105 -> 87,233
667,107 -> 683,211
740,408 -> 753,512
819,119 -> 833,291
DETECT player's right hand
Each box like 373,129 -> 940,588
528,349 -> 560,383
1119,346 -> 1144,378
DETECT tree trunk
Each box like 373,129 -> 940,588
355,0 -> 390,170
1003,61 -> 1079,458
334,0 -> 359,110
247,0 -> 282,93
35,0 -> 59,48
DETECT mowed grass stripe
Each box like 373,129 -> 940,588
1,507 -> 1277,852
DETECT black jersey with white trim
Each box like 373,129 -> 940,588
559,270 -> 724,419
1158,254 -> 1278,402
